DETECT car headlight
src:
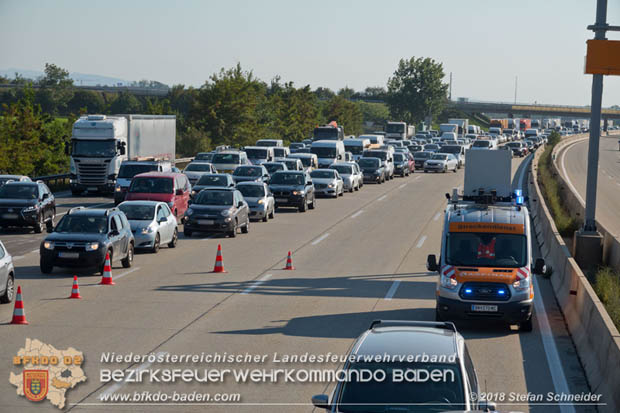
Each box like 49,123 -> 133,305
257,199 -> 264,205
513,277 -> 530,291
140,225 -> 155,234
22,205 -> 39,213
185,208 -> 194,216
440,275 -> 458,290
85,242 -> 100,251
292,190 -> 305,196
221,209 -> 232,216
115,186 -> 122,192
191,190 -> 196,196
43,241 -> 54,250
328,183 -> 334,188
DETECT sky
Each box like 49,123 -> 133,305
1,0 -> 619,107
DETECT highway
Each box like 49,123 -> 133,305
557,133 -> 620,236
0,158 -> 594,413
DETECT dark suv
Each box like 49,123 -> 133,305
40,207 -> 134,274
358,157 -> 386,184
312,320 -> 494,412
268,171 -> 316,212
183,188 -> 250,238
0,181 -> 55,233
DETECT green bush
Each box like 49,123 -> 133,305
593,267 -> 620,330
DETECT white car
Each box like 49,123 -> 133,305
424,153 -> 458,173
0,240 -> 15,304
310,169 -> 344,198
118,201 -> 178,253
183,162 -> 217,185
329,162 -> 363,192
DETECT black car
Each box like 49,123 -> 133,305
358,157 -> 386,184
393,152 -> 411,177
183,188 -> 250,237
413,151 -> 433,169
0,181 -> 55,233
190,174 -> 235,198
268,171 -> 316,212
40,207 -> 134,274
232,165 -> 270,184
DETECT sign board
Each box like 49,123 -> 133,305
585,40 -> 620,76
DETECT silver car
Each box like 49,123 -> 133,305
424,153 -> 458,173
118,201 -> 178,253
310,169 -> 344,198
329,162 -> 362,192
183,162 -> 217,185
236,182 -> 275,222
0,240 -> 15,304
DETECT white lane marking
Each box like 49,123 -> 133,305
414,175 -> 422,181
94,267 -> 140,286
384,280 -> 401,300
241,274 -> 272,295
351,210 -> 364,219
311,233 -> 329,245
398,183 -> 407,189
377,195 -> 387,201
416,235 -> 427,248
433,212 -> 441,221
533,276 -> 576,413
30,249 -> 39,254
98,351 -> 168,400
12,255 -> 24,261
560,140 -> 586,205
56,202 -> 112,218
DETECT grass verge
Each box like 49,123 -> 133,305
592,267 -> 620,330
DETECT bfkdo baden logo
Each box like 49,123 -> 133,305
9,338 -> 87,409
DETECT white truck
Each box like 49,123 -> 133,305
439,123 -> 458,137
447,118 -> 469,137
69,114 -> 176,195
385,121 -> 415,140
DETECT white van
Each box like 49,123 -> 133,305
273,147 -> 290,158
311,140 -> 346,168
360,134 -> 384,146
256,139 -> 283,147
243,146 -> 274,165
343,138 -> 371,161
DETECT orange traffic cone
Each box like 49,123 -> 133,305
10,285 -> 28,325
283,251 -> 295,270
99,253 -> 115,285
212,244 -> 227,273
69,275 -> 82,299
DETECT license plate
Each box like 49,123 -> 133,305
276,198 -> 288,203
1,213 -> 18,219
198,219 -> 214,225
87,187 -> 98,191
58,252 -> 79,259
471,304 -> 498,312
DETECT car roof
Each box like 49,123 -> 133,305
68,208 -> 109,216
2,181 -> 38,187
235,181 -> 266,187
272,170 -> 304,175
118,200 -> 167,207
133,172 -> 181,179
353,322 -> 460,360
201,187 -> 236,192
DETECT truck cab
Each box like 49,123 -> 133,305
426,150 -> 545,332
385,121 -> 414,140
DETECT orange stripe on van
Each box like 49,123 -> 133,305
449,222 -> 524,234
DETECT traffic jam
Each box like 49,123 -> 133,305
0,115 -> 554,411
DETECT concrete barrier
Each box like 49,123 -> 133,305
529,143 -> 620,412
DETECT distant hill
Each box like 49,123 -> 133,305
0,68 -> 130,86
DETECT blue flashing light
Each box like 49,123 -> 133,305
515,196 -> 524,205
514,189 -> 522,197
464,288 -> 473,294
498,289 -> 506,295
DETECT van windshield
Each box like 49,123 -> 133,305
291,157 -> 311,167
311,147 -> 337,158
473,141 -> 491,148
363,151 -> 387,161
273,148 -> 287,157
313,127 -> 339,140
446,233 -> 527,267
440,146 -> 461,154
245,148 -> 269,159
212,153 -> 240,164
386,124 -> 405,133
129,177 -> 173,194
344,144 -> 364,154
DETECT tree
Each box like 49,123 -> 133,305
109,91 -> 142,113
361,86 -> 387,101
386,57 -> 449,124
37,63 -> 74,114
358,101 -> 390,125
265,82 -> 320,142
337,87 -> 356,99
314,87 -> 335,100
323,95 -> 363,136
40,63 -> 73,88
67,90 -> 105,114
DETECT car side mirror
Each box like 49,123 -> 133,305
306,181 -> 313,186
237,201 -> 244,208
158,217 -> 168,223
311,394 -> 329,409
119,146 -> 126,155
533,258 -> 546,275
42,193 -> 49,200
175,189 -> 183,196
109,229 -> 120,237
427,254 -> 439,272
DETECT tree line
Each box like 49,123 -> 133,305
0,58 -> 449,176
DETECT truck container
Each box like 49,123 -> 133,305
439,123 -> 459,137
70,115 -> 176,195
531,119 -> 541,129
312,122 -> 344,141
519,119 -> 532,131
385,121 -> 415,140
448,119 -> 469,136
490,119 -> 508,130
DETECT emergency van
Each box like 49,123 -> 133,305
426,150 -> 546,331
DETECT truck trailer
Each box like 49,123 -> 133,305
448,118 -> 469,137
69,114 -> 176,195
385,121 -> 415,140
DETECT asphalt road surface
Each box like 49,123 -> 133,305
0,157 -> 594,412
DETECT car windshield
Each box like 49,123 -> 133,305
344,144 -> 364,154
238,185 -> 265,198
264,163 -> 285,174
291,156 -> 312,167
194,153 -> 213,161
245,148 -> 269,159
118,164 -> 159,179
234,167 -> 262,177
431,154 -> 448,160
446,232 -> 527,267
71,140 -> 116,158
284,160 -> 300,170
290,143 -> 304,149
194,191 -> 234,206
358,158 -> 380,168
273,148 -> 287,157
129,177 -> 173,194
212,153 -> 240,164
508,143 -> 520,148
386,124 -> 405,133
184,163 -> 212,172
0,185 -> 38,199
310,170 -> 336,179
426,144 -> 439,150
413,152 -> 431,159
473,141 -> 490,147
338,361 -> 465,412
118,204 -> 155,220
364,151 -> 387,161
313,127 -> 339,140
197,175 -> 228,186
311,147 -> 337,158
440,146 -> 461,154
393,153 -> 405,161
330,165 -> 352,174
269,173 -> 304,185
55,215 -> 107,234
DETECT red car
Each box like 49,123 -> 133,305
125,172 -> 191,219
